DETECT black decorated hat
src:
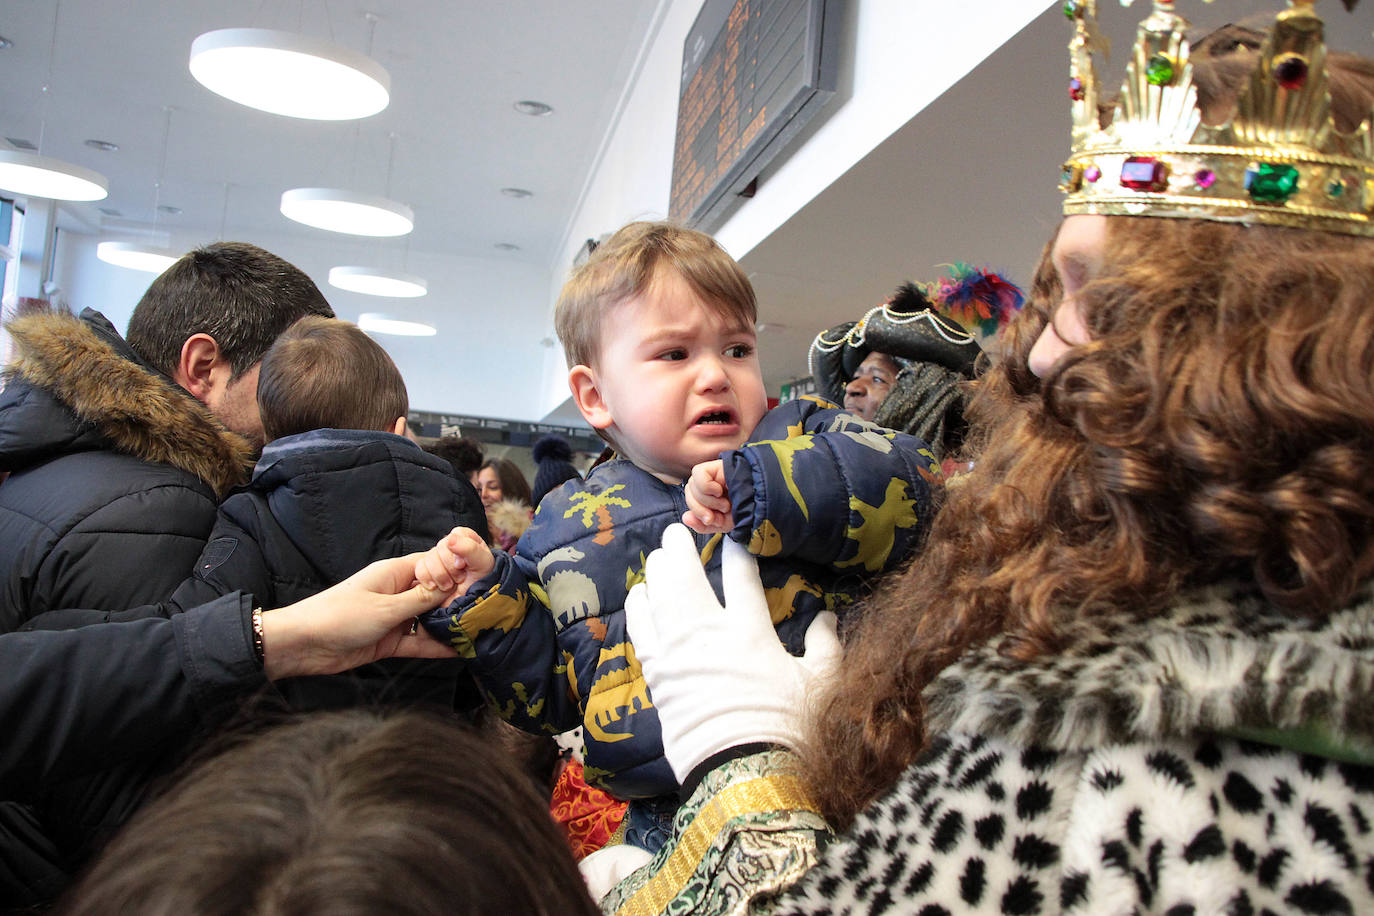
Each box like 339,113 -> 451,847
809,267 -> 1025,406
808,283 -> 973,405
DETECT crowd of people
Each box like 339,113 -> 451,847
2,2 -> 1374,913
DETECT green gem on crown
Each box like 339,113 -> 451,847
1245,163 -> 1300,203
1328,178 -> 1346,198
1146,54 -> 1176,86
1063,1 -> 1080,19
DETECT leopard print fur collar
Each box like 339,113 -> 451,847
923,580 -> 1374,753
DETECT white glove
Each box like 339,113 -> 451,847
625,524 -> 841,783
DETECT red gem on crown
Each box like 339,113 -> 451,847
1120,157 -> 1169,192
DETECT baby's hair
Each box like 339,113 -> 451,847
257,316 -> 409,442
554,221 -> 756,370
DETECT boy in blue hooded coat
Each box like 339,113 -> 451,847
416,222 -> 939,850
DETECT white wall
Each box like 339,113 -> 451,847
537,0 -> 1053,419
712,0 -> 1051,258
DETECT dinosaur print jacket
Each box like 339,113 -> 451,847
421,397 -> 938,799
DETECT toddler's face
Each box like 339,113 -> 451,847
581,268 -> 767,482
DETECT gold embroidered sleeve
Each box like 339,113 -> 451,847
600,750 -> 830,916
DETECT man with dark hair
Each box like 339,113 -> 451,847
0,242 -> 333,632
0,243 -> 333,904
21,316 -> 491,709
125,241 -> 336,449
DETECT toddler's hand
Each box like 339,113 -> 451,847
682,459 -> 733,534
413,526 -> 496,602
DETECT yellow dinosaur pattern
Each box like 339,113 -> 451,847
759,437 -> 817,521
748,519 -> 784,557
563,649 -> 579,709
491,681 -> 548,728
582,640 -> 651,745
836,477 -> 920,572
623,552 -> 648,593
446,585 -> 528,658
764,573 -> 825,625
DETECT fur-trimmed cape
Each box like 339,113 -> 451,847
924,580 -> 1374,754
773,583 -> 1374,914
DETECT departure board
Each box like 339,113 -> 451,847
669,0 -> 838,229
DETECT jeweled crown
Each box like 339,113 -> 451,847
1060,0 -> 1373,237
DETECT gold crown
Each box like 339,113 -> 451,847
1060,0 -> 1373,237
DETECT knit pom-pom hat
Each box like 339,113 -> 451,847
531,435 -> 582,507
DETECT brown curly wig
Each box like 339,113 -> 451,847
806,213 -> 1374,828
801,21 -> 1374,831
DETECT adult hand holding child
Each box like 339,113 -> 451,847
625,524 -> 840,784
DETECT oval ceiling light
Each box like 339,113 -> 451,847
329,266 -> 427,298
0,150 -> 108,201
358,312 -> 436,337
513,100 -> 553,117
281,187 -> 414,236
189,28 -> 390,120
96,241 -> 179,274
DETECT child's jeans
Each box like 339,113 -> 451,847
621,793 -> 679,854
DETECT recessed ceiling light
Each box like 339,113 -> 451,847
84,139 -> 119,152
358,312 -> 436,336
513,100 -> 553,117
0,150 -> 108,201
189,28 -> 390,120
500,187 -> 533,199
98,206 -> 122,217
281,188 -> 414,237
96,241 -> 178,274
0,36 -> 12,51
157,204 -> 182,215
494,242 -> 520,251
329,266 -> 427,298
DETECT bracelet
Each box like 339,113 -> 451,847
250,607 -> 265,663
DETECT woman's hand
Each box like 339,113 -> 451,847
261,554 -> 453,681
625,524 -> 841,782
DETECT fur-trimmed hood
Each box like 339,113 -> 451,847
0,309 -> 252,497
924,580 -> 1374,753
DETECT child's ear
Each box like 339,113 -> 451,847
391,416 -> 409,438
568,365 -> 613,430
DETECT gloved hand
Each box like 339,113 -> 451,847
625,524 -> 841,783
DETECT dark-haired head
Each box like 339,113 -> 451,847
60,709 -> 598,916
127,242 -> 334,381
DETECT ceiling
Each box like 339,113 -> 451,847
0,0 -> 662,266
2,1 -> 1371,425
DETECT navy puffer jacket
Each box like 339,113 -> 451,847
423,397 -> 941,798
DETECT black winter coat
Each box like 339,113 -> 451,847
26,428 -> 489,709
173,428 -> 489,710
0,593 -> 263,906
0,309 -> 252,633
